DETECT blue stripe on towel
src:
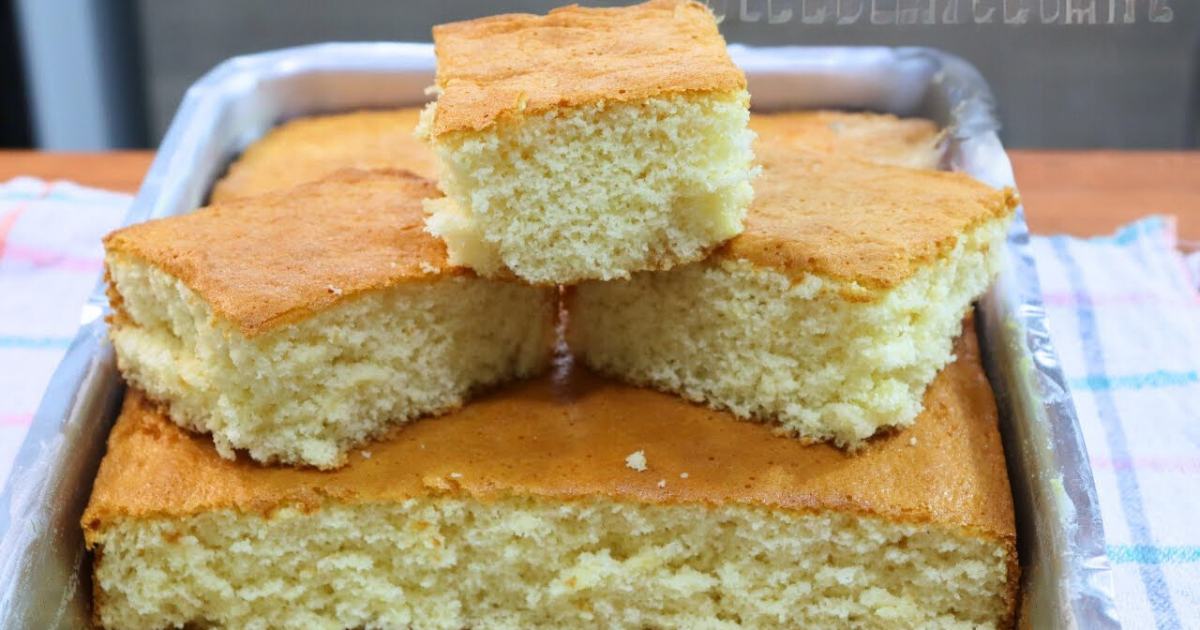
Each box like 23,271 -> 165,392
1109,545 -> 1200,565
1052,237 -> 1181,629
1070,370 -> 1200,391
0,335 -> 73,349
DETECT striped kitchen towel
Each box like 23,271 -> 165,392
1033,216 -> 1200,629
1,177 -> 1199,627
0,178 -> 130,490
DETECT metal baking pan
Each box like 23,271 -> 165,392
0,43 -> 1119,628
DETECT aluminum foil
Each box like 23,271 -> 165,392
0,43 -> 1118,628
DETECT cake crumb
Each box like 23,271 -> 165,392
326,284 -> 343,296
360,450 -> 372,459
624,450 -> 647,472
449,472 -> 463,479
909,436 -> 918,447
419,261 -> 439,274
657,479 -> 667,489
680,472 -> 689,479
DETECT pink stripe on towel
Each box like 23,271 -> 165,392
1,245 -> 104,272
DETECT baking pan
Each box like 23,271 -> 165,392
0,43 -> 1119,628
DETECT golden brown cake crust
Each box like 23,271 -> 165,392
84,321 -> 1015,557
104,169 -> 460,337
750,110 -> 944,169
429,0 -> 745,137
725,143 -> 1018,293
211,108 -> 435,202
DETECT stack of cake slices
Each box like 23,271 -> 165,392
82,1 -> 1021,628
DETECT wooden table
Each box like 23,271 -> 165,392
1,150 -> 1197,243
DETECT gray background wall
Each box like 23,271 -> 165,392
44,1 -> 1200,149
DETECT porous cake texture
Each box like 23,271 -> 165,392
419,0 -> 757,284
104,169 -> 555,469
210,108 -> 435,201
84,327 -> 1017,629
750,110 -> 944,169
569,144 -> 1018,449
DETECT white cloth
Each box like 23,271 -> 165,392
1032,216 -> 1200,629
0,178 -> 129,489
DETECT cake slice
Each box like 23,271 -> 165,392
83,325 -> 1017,629
750,110 -> 945,169
418,0 -> 757,284
569,144 -> 1017,449
104,169 -> 555,469
211,108 -> 434,202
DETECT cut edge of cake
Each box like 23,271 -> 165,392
107,255 -> 556,468
103,169 -> 557,468
568,213 -> 1012,449
418,0 -> 757,284
86,495 -> 1017,629
85,328 -> 1019,630
420,90 -> 757,284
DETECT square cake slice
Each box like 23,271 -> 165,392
84,325 -> 1017,629
104,169 -> 555,469
419,0 -> 757,284
210,108 -> 435,202
568,143 -> 1018,449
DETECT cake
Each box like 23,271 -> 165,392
750,110 -> 944,169
103,169 -> 555,469
418,0 -> 757,284
208,109 -> 933,208
210,108 -> 434,202
83,324 -> 1018,629
568,143 -> 1017,449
